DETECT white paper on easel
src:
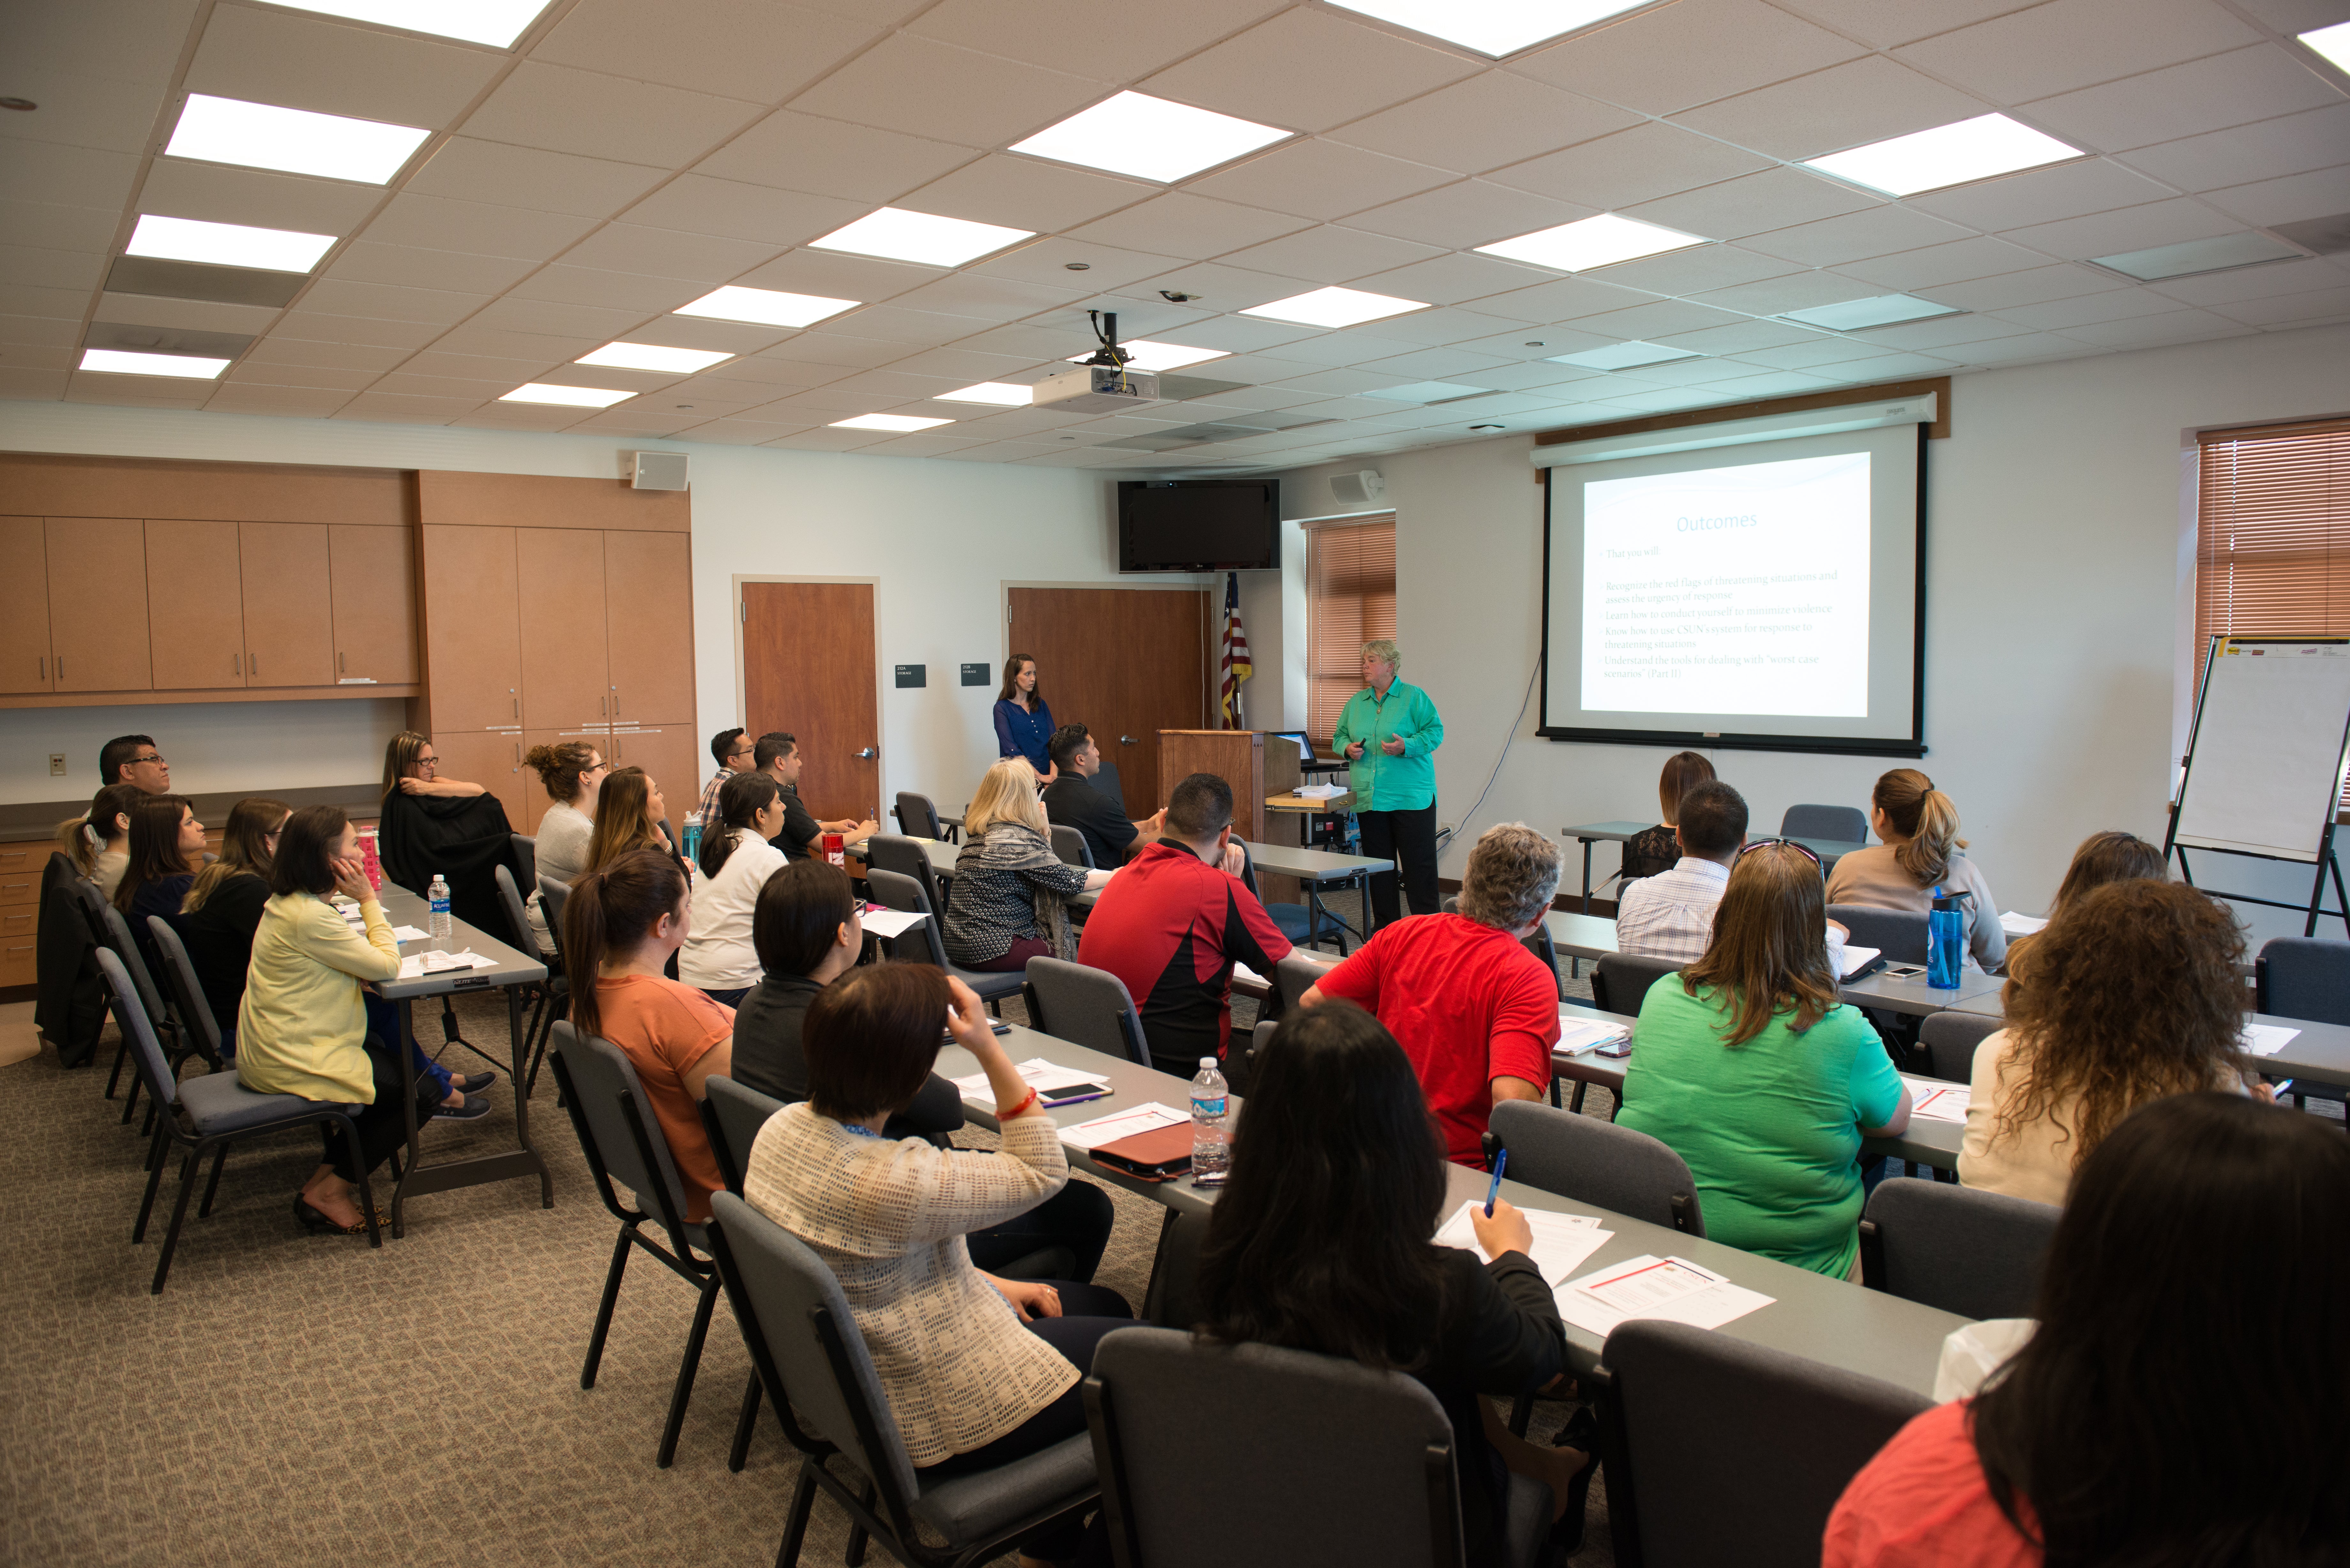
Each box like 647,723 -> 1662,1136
1556,1254 -> 1775,1337
2175,642 -> 2350,861
1433,1200 -> 1613,1285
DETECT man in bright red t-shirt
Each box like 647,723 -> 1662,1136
1305,822 -> 1563,1168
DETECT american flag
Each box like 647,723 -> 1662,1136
1219,571 -> 1253,728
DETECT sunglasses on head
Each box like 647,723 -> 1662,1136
1739,837 -> 1823,871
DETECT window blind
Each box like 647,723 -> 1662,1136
1305,514 -> 1396,742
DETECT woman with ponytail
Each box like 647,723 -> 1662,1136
521,740 -> 608,954
679,770 -> 788,1005
1826,768 -> 2006,972
563,845 -> 734,1223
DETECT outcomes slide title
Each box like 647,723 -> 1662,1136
1677,513 -> 1757,531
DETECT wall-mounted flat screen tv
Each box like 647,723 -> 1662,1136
1117,479 -> 1281,572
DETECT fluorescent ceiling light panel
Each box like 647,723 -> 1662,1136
1065,340 -> 1230,372
1010,91 -> 1290,183
2092,231 -> 2305,282
125,214 -> 337,273
1477,213 -> 1706,272
576,343 -> 734,374
1778,294 -> 1961,330
500,383 -> 634,408
1362,381 -> 1492,402
1803,113 -> 2082,197
809,208 -> 1034,267
2300,20 -> 2350,71
1326,0 -> 1653,57
165,94 -> 430,184
673,286 -> 859,328
264,1 -> 554,48
940,382 -> 1035,405
831,414 -> 952,432
79,348 -> 229,379
1547,341 -> 1703,371
1238,286 -> 1429,328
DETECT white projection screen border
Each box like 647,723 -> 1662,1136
1534,403 -> 1930,758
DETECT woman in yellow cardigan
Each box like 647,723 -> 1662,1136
237,805 -> 445,1235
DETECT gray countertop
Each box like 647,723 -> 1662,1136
0,781 -> 385,843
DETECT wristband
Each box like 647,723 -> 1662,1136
997,1087 -> 1040,1120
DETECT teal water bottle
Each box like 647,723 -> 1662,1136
1927,887 -> 1968,989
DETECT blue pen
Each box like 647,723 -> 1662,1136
1484,1148 -> 1508,1217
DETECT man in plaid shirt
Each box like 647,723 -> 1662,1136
1615,781 -> 1848,969
697,727 -> 754,823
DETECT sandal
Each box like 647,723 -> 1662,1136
294,1194 -> 368,1235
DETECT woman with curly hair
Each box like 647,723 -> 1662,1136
1959,877 -> 2255,1205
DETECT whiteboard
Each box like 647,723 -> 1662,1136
2175,640 -> 2350,861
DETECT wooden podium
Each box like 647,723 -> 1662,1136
1158,730 -> 1265,842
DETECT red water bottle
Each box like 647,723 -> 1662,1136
357,826 -> 384,892
823,831 -> 846,868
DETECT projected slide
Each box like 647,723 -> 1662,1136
1580,452 -> 1872,718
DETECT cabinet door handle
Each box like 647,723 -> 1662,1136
512,695 -> 519,719
56,658 -> 62,680
250,654 -> 258,677
340,651 -> 346,673
234,653 -> 241,676
37,657 -> 44,680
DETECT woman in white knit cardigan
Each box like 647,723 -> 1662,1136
743,962 -> 1130,1558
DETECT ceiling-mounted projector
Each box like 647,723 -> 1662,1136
1034,306 -> 1161,412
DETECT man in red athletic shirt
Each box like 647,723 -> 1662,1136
1304,823 -> 1563,1168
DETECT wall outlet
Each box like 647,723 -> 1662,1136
49,753 -> 66,777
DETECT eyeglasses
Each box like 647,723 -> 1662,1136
133,753 -> 165,765
1740,837 -> 1823,871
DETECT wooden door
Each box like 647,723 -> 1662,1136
146,520 -> 247,690
420,525 -> 522,731
432,729 -> 534,834
239,522 -> 336,687
48,517 -> 152,693
742,581 -> 878,824
1007,586 -> 1208,818
611,726 -> 703,831
0,517 -> 53,694
603,530 -> 694,724
516,529 -> 610,730
329,523 -> 417,683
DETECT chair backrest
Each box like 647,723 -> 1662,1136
550,1020 -> 695,1240
1234,1017 -> 1277,1097
492,863 -> 541,959
707,1189 -> 921,1510
892,791 -> 943,840
67,877 -> 113,946
1917,1009 -> 2002,1083
94,948 -> 181,1114
1603,1318 -> 1931,1568
1592,952 -> 1679,1018
1860,1177 -> 2058,1321
1024,956 -> 1150,1066
98,903 -> 173,1037
1273,953 -> 1326,1012
1049,824 -> 1094,869
2255,937 -> 2350,1024
1091,759 -> 1125,814
1086,1326 -> 1468,1568
1523,921 -> 1566,1001
864,867 -> 952,971
536,873 -> 572,945
144,916 -> 222,1062
1825,903 -> 1932,965
510,832 -> 538,890
865,833 -> 951,919
701,1073 -> 786,1192
1780,804 -> 1868,843
1488,1098 -> 1705,1236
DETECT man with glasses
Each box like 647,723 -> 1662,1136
99,734 -> 170,794
1616,781 -> 1847,967
699,728 -> 754,824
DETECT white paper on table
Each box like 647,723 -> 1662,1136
1899,1075 -> 1973,1122
1556,1254 -> 1776,1337
387,925 -> 431,942
1232,961 -> 1265,987
1294,782 -> 1346,800
951,1057 -> 1113,1104
2242,1022 -> 2300,1057
1433,1199 -> 1613,1285
395,949 -> 500,979
1058,1102 -> 1187,1150
861,908 -> 928,939
1556,1014 -> 1630,1055
1999,911 -> 2049,937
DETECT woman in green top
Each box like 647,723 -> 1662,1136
1330,638 -> 1444,926
1618,841 -> 1913,1278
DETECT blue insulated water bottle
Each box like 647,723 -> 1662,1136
1927,887 -> 1968,989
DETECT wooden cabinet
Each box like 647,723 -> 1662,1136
240,521 -> 336,688
517,528 -> 612,730
420,525 -> 522,731
0,518 -> 53,694
146,519 -> 246,690
330,524 -> 416,684
604,531 -> 695,725
48,517 -> 152,693
0,849 -> 41,990
431,729 -> 535,837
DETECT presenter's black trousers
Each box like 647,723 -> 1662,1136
1358,804 -> 1439,927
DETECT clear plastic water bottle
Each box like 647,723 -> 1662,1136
681,810 -> 703,867
1190,1057 -> 1230,1187
428,874 -> 453,944
1926,886 -> 1968,990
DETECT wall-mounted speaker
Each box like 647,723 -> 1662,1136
1330,468 -> 1385,506
629,450 -> 689,491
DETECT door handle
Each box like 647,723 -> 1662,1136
234,653 -> 241,676
1120,735 -> 1138,746
853,747 -> 877,760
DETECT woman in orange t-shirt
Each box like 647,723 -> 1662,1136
561,845 -> 734,1222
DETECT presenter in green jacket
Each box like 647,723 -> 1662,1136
1330,638 -> 1444,926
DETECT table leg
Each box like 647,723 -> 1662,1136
392,997 -> 421,1240
509,984 -> 552,1209
1581,839 -> 1594,914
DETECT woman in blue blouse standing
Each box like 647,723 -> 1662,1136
992,653 -> 1057,783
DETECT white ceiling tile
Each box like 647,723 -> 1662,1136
268,309 -> 440,349
361,192 -> 600,261
1346,180 -> 1594,249
407,139 -> 670,220
696,111 -> 977,202
326,242 -> 537,295
137,160 -> 383,237
5,0 -> 197,87
824,304 -> 997,345
1354,346 -> 1513,380
428,324 -> 604,361
1996,196 -> 2246,257
1626,167 -> 1881,240
2119,102 -> 2350,191
1212,225 -> 1447,285
885,346 -> 1050,380
1333,303 -> 1539,348
400,348 -> 565,381
1925,262 -> 2132,310
1838,236 -> 2050,290
1259,329 -> 1425,369
1067,192 -> 1313,260
1687,271 -> 1887,314
291,278 -> 487,325
787,35 -> 1108,147
243,335 -> 406,371
468,295 -> 651,338
465,63 -> 764,167
1730,335 -> 1898,368
1697,368 -> 1846,396
1795,350 -> 1954,377
751,331 -> 916,371
370,370 -> 514,399
557,223 -> 779,282
2019,45 -> 2347,154
0,199 -> 123,255
0,141 -> 140,211
618,176 -> 868,248
1765,0 -> 2038,51
670,417 -> 817,444
1122,310 -> 1319,353
1336,251 -> 1550,306
1566,298 -> 1758,337
971,236 -> 1188,291
66,374 -> 212,407
334,391 -> 476,421
909,0 -> 1283,77
1509,0 -> 1868,117
93,292 -> 274,335
901,155 -> 1156,232
2227,0 -> 2350,31
1743,206 -> 1977,267
1471,274 -> 1659,322
2200,163 -> 2350,226
1929,332 -> 2103,364
883,272 -> 1098,322
2149,255 -> 2349,304
1904,158 -> 2176,231
1991,289 -> 2183,332
0,243 -> 106,291
0,65 -> 172,155
1650,318 -> 1836,354
1180,139 -> 1455,222
2060,306 -> 2255,346
0,283 -> 90,321
1324,73 -> 1641,176
534,0 -> 881,104
184,4 -> 504,125
1141,10 -> 1481,135
1891,0 -> 2262,105
506,263 -> 705,312
200,383 -> 355,417
1486,121 -> 1774,210
1847,313 -> 2030,350
1671,56 -> 1997,162
1584,244 -> 1801,296
2215,285 -> 2350,326
951,320 -> 1114,358
731,248 -> 944,301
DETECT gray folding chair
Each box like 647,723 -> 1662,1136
536,872 -> 572,945
1023,956 -> 1151,1068
1239,840 -> 1326,951
1827,903 -> 1931,965
1597,1318 -> 1931,1568
1918,1009 -> 2001,1083
510,832 -> 538,891
547,1021 -> 724,1469
2255,937 -> 2350,1110
495,864 -> 566,1099
1090,759 -> 1125,814
100,902 -> 188,1125
1049,824 -> 1095,869
1084,1326 -> 1552,1568
705,1190 -> 1101,1568
1231,1017 -> 1278,1097
145,916 -> 223,1068
1488,1098 -> 1705,1236
97,949 -> 379,1294
1780,804 -> 1868,843
1591,952 -> 1680,1018
864,867 -> 1026,1010
866,832 -> 956,921
893,791 -> 944,840
698,1073 -> 788,1474
1859,1177 -> 2058,1321
1273,952 -> 1327,1013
